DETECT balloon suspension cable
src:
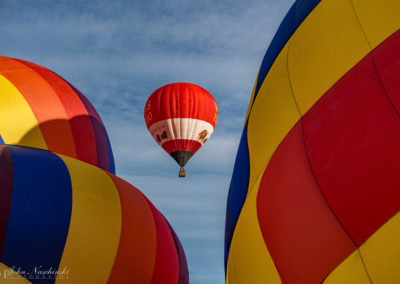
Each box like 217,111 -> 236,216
179,167 -> 186,178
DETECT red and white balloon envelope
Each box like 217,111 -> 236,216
144,83 -> 218,177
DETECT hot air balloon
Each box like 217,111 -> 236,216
0,56 -> 115,174
0,57 -> 189,284
0,145 -> 188,284
144,82 -> 218,177
225,0 -> 400,283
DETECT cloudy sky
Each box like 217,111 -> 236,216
1,0 -> 293,282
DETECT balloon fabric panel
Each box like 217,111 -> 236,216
0,73 -> 47,149
0,146 -> 13,259
287,0 -> 371,114
257,123 -> 356,283
56,155 -> 121,283
227,43 -> 301,284
166,221 -> 189,284
106,174 -> 157,284
253,0 -> 321,101
16,59 -> 100,171
324,250 -> 370,283
302,31 -> 400,246
358,212 -> 400,282
147,201 -> 179,284
67,83 -> 114,173
1,146 -> 72,284
0,263 -> 32,283
224,126 -> 250,268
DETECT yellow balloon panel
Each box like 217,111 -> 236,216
0,75 -> 46,148
360,212 -> 400,283
227,174 -> 280,284
0,263 -> 31,284
288,0 -> 370,115
247,44 -> 300,195
324,250 -> 370,284
352,0 -> 400,48
57,155 -> 121,284
244,73 -> 259,125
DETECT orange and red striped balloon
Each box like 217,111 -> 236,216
0,56 -> 115,173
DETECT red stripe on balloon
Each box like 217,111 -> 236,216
302,30 -> 400,246
66,83 -> 111,172
0,145 -> 13,259
144,83 -> 218,129
15,59 -> 100,168
257,123 -> 355,283
107,174 -> 157,284
147,201 -> 179,284
161,139 -> 201,154
165,221 -> 189,284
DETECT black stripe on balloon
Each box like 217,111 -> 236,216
170,151 -> 193,167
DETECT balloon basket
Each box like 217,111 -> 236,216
179,168 -> 186,178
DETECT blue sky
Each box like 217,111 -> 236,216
1,1 -> 293,282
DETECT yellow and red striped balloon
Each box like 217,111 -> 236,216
0,57 -> 188,283
225,0 -> 400,283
